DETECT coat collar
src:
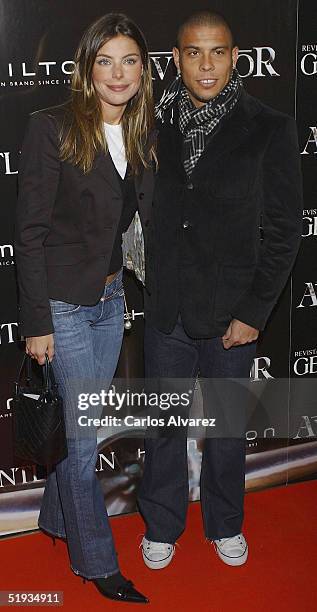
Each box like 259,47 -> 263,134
93,127 -> 158,195
192,90 -> 262,178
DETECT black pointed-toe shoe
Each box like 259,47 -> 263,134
83,577 -> 149,604
39,527 -> 66,546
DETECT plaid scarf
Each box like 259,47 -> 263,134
155,68 -> 243,176
178,68 -> 243,176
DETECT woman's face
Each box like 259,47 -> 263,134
92,34 -> 143,113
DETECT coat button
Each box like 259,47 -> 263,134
139,192 -> 145,200
182,220 -> 190,229
145,220 -> 150,227
187,183 -> 194,190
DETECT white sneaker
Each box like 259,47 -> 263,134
213,533 -> 248,566
141,536 -> 175,570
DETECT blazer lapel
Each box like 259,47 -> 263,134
134,127 -> 159,193
94,127 -> 158,197
93,149 -> 123,197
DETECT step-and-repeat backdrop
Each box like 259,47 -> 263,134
0,0 -> 316,535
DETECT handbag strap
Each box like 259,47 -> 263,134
16,353 -> 58,392
16,353 -> 32,386
43,354 -> 58,392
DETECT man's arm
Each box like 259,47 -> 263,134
230,115 -> 303,332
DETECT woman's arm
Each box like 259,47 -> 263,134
14,111 -> 61,352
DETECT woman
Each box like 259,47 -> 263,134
14,13 -> 155,604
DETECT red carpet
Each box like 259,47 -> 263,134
0,481 -> 316,611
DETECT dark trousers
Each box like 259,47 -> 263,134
137,317 -> 256,542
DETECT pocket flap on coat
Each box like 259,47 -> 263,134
44,243 -> 86,265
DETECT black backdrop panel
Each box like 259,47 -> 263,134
292,0 -> 317,362
0,0 -> 316,534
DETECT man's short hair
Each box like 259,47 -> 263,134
176,10 -> 236,49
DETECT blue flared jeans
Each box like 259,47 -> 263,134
38,269 -> 124,579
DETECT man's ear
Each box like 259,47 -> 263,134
172,46 -> 180,73
232,46 -> 239,69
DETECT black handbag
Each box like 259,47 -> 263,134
12,353 -> 68,466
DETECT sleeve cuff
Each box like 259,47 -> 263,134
231,291 -> 277,331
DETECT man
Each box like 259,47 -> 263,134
137,10 -> 302,569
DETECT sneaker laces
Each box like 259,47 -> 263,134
147,541 -> 172,553
138,535 -> 179,553
213,534 -> 245,551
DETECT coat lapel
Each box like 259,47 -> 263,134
158,120 -> 188,181
187,91 -> 262,179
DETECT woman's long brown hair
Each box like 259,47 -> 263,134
59,13 -> 156,174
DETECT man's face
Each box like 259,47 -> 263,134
173,24 -> 239,108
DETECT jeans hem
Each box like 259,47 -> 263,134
205,530 -> 243,542
38,523 -> 66,540
71,564 -> 120,580
145,533 -> 176,545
